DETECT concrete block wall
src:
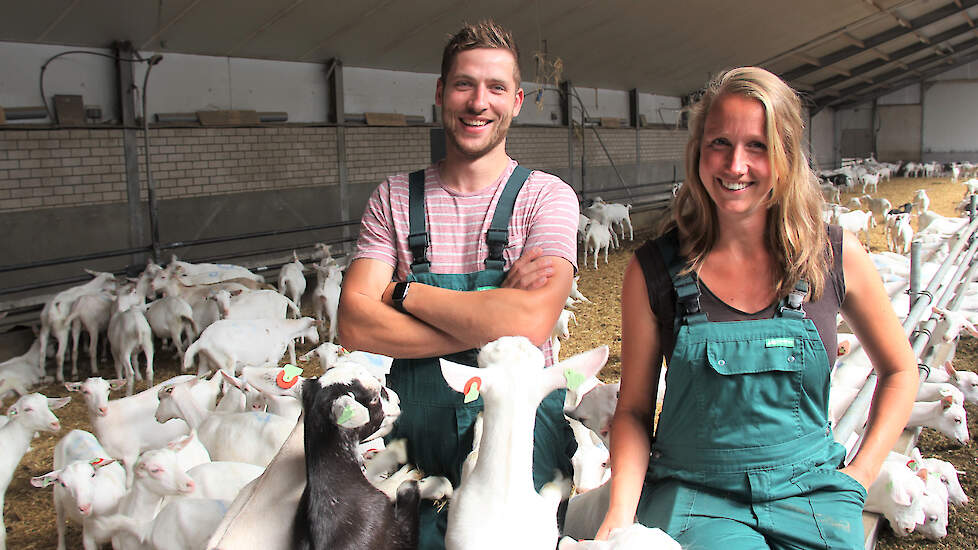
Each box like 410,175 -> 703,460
345,127 -> 429,186
507,127 -> 570,174
139,127 -> 340,201
0,129 -> 126,212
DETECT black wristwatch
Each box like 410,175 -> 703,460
392,281 -> 411,313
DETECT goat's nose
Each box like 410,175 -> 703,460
98,406 -> 108,416
49,422 -> 60,431
78,504 -> 91,515
182,479 -> 196,493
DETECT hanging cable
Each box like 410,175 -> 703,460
38,49 -> 154,122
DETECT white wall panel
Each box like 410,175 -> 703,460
922,80 -> 978,155
0,42 -> 117,123
809,109 -> 835,169
878,83 -> 919,105
344,66 -> 436,122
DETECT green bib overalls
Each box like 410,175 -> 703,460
385,166 -> 576,550
636,232 -> 867,549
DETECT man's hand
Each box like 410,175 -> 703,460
501,247 -> 554,290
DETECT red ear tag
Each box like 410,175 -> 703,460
276,370 -> 299,389
907,459 -> 917,470
90,458 -> 104,466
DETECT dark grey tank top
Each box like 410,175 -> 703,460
634,225 -> 845,367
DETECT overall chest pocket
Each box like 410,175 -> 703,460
694,337 -> 806,445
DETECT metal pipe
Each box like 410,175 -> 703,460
834,219 -> 978,443
0,245 -> 151,274
142,55 -> 163,262
3,106 -> 49,120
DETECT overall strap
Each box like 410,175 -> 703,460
654,228 -> 707,328
407,169 -> 430,273
778,279 -> 809,319
484,165 -> 532,271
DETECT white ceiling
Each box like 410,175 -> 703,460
3,0 -> 978,109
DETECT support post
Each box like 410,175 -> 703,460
115,41 -> 147,269
630,88 -> 640,188
561,80 -> 575,193
328,59 -> 350,248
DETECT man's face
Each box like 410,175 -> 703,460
436,48 -> 524,160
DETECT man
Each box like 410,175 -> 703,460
338,20 -> 580,549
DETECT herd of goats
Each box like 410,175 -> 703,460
2,159 -> 978,548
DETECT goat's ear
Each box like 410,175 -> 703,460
892,485 -> 913,507
332,394 -> 370,429
64,381 -> 83,392
31,471 -> 60,488
47,396 -> 70,410
167,432 -> 194,452
945,361 -> 956,379
547,346 -> 609,407
108,379 -> 127,391
941,395 -> 954,410
91,457 -> 117,469
439,359 -> 480,395
220,370 -> 244,389
917,468 -> 930,482
563,376 -> 601,412
911,447 -> 924,463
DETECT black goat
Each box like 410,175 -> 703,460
294,374 -> 420,550
887,202 -> 913,216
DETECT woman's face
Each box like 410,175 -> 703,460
698,93 -> 775,221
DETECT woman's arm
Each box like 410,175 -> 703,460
838,230 -> 919,488
595,256 -> 664,539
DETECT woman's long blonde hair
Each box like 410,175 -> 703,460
664,66 -> 828,300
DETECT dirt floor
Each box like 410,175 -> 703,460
4,175 -> 978,549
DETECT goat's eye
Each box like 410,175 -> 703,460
941,476 -> 948,482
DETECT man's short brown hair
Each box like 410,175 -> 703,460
440,19 -> 521,85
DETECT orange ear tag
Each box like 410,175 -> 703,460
463,377 -> 482,403
276,364 -> 303,389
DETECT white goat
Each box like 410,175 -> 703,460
183,317 -> 319,375
155,377 -> 296,467
209,288 -> 300,321
65,376 -> 195,487
906,395 -> 969,445
864,458 -> 927,536
439,337 -> 608,550
311,262 -> 343,343
66,291 -> 114,378
31,429 -> 125,550
145,295 -> 198,360
1,393 -> 70,550
584,221 -> 614,270
277,251 -> 306,313
0,339 -> 50,402
40,271 -> 117,381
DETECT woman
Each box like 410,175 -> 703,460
596,67 -> 918,548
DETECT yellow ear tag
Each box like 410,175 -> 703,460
564,369 -> 585,392
463,377 -> 482,403
337,405 -> 354,425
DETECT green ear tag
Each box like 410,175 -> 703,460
564,369 -> 585,392
463,377 -> 481,403
282,364 -> 303,382
337,405 -> 354,425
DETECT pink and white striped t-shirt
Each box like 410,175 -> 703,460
353,158 -> 580,366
